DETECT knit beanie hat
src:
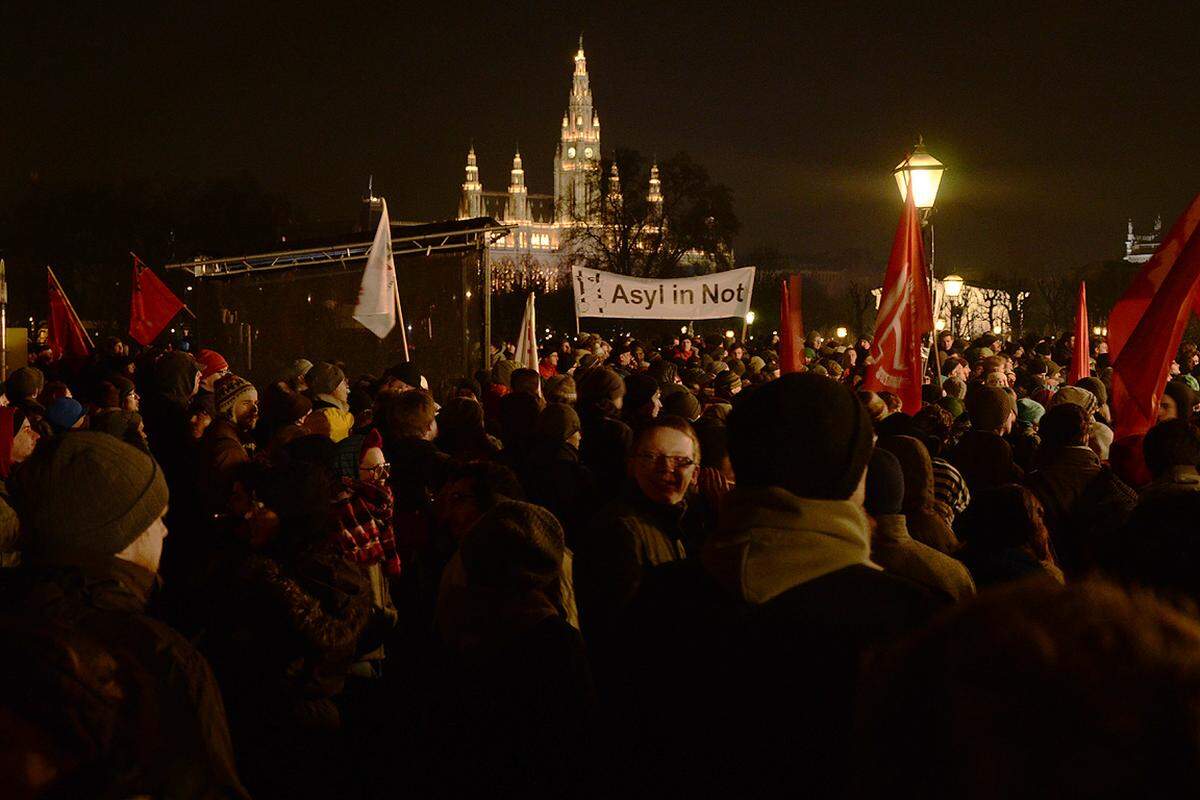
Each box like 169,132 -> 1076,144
713,370 -> 742,397
576,367 -> 626,405
662,389 -> 701,421
1076,376 -> 1108,406
491,358 -> 517,387
6,366 -> 44,402
728,373 -> 873,500
534,402 -> 581,442
1165,380 -> 1196,418
1049,385 -> 1098,416
545,375 -> 577,405
13,432 -> 168,562
461,499 -> 564,592
215,374 -> 255,416
938,395 -> 965,419
864,447 -> 905,516
307,362 -> 346,397
387,361 -> 424,389
748,356 -> 766,375
45,398 -> 86,434
195,349 -> 229,380
1017,398 -> 1046,429
281,358 -> 314,382
624,373 -> 659,412
966,386 -> 1016,431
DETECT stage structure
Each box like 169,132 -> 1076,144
165,217 -> 512,390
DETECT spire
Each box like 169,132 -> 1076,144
460,144 -> 482,219
508,148 -> 528,222
608,161 -> 622,205
648,161 -> 663,205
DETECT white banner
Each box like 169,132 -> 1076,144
572,265 -> 756,320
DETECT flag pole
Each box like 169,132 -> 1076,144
47,265 -> 95,349
0,259 -> 8,380
393,279 -> 409,362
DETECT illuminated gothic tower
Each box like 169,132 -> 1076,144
459,145 -> 482,218
554,36 -> 601,223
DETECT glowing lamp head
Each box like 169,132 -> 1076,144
680,325 -> 688,334
836,326 -> 848,338
992,323 -> 1003,335
725,330 -> 735,340
942,274 -> 964,298
894,137 -> 945,210
745,311 -> 756,325
1092,326 -> 1102,336
935,318 -> 947,332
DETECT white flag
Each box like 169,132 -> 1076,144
353,199 -> 398,338
514,292 -> 539,373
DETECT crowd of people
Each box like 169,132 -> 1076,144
4,325 -> 1200,798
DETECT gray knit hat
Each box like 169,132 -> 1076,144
14,432 -> 168,562
306,362 -> 346,397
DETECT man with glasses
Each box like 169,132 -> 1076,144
574,416 -> 699,645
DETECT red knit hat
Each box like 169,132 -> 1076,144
196,349 -> 229,380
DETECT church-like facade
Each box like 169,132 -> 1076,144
457,38 -> 662,291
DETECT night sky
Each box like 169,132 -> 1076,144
3,3 -> 1198,277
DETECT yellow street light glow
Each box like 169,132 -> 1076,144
942,274 -> 964,298
935,318 -> 947,331
724,329 -> 735,339
836,326 -> 848,338
1092,326 -> 1102,336
745,311 -> 756,324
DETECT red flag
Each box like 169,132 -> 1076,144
862,188 -> 931,412
1111,228 -> 1200,439
1107,193 -> 1200,360
1068,281 -> 1089,384
129,255 -> 185,346
46,267 -> 92,361
778,274 -> 805,373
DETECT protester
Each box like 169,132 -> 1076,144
0,433 -> 248,797
955,484 -> 1064,588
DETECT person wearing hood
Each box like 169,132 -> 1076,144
864,448 -> 975,602
878,435 -> 961,554
436,396 -> 502,461
0,432 -> 249,798
306,362 -> 354,443
955,484 -> 1064,589
620,372 -> 662,429
615,373 -> 936,798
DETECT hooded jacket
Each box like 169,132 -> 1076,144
871,514 -> 976,603
611,486 -> 937,798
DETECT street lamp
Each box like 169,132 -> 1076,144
943,273 -> 964,337
741,310 -> 756,341
836,326 -> 848,339
893,136 -> 945,210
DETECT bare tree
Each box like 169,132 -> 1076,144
846,279 -> 875,337
1033,273 -> 1077,334
560,150 -> 738,278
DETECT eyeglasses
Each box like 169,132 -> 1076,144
634,452 -> 696,471
360,462 -> 391,478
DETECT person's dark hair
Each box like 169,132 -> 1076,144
258,458 -> 335,553
1038,402 -> 1091,451
957,484 -> 1050,558
375,389 -> 436,439
911,405 -> 954,457
859,579 -> 1200,798
729,373 -> 873,500
510,368 -> 541,396
630,414 -> 700,462
1143,419 -> 1200,477
449,377 -> 482,401
444,460 -> 525,512
693,419 -> 727,470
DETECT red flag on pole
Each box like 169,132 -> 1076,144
778,274 -> 805,374
1107,193 -> 1200,360
129,254 -> 185,346
47,267 -> 93,361
862,187 -> 931,412
1111,227 -> 1200,439
1068,281 -> 1089,384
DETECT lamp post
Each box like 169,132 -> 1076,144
742,310 -> 756,341
894,136 -> 945,379
943,273 -> 964,337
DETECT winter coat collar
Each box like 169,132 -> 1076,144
17,556 -> 159,615
702,486 -> 877,605
314,393 -> 349,413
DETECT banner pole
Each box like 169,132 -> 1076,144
393,278 -> 409,362
48,265 -> 95,349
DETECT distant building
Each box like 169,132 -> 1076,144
1125,216 -> 1162,264
456,38 -> 664,292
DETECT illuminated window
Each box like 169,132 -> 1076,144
576,115 -> 583,126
